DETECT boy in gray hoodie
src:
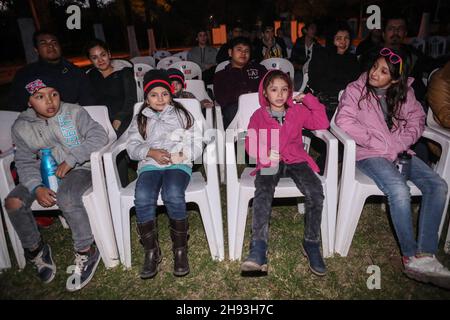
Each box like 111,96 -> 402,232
4,77 -> 108,292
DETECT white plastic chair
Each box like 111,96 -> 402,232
169,61 -> 202,80
409,37 -> 426,54
134,63 -> 153,102
226,92 -> 338,260
428,36 -> 447,59
426,108 -> 450,254
260,58 -> 295,81
215,60 -> 230,73
185,79 -> 213,128
0,111 -> 19,271
156,56 -> 182,70
103,99 -> 224,268
0,106 -> 120,269
172,50 -> 189,61
130,56 -> 155,68
153,50 -> 172,61
331,102 -> 450,257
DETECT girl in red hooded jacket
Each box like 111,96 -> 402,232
241,70 -> 330,276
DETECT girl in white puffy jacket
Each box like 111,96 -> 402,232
126,69 -> 202,280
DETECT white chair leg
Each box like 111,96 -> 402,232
445,220 -> 450,254
334,187 -> 368,257
0,210 -> 11,270
226,187 -> 239,261
58,215 -> 69,229
196,193 -> 220,260
206,190 -> 225,260
3,209 -> 26,269
121,203 -> 132,269
297,202 -> 305,214
233,193 -> 252,261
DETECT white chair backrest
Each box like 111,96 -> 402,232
156,56 -> 182,70
172,50 -> 189,61
409,37 -> 426,54
236,93 -> 260,131
215,60 -> 230,73
428,36 -> 447,58
427,67 -> 440,85
83,105 -> 117,143
169,61 -> 202,80
134,63 -> 153,102
260,58 -> 295,81
0,111 -> 19,153
153,50 -> 172,61
130,56 -> 155,68
112,59 -> 133,69
185,80 -> 212,101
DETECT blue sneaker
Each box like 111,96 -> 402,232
302,240 -> 327,276
240,240 -> 268,276
27,243 -> 56,284
66,246 -> 101,292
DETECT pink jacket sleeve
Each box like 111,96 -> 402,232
390,87 -> 425,152
301,93 -> 330,130
335,88 -> 380,148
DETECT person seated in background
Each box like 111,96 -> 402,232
85,39 -> 136,137
308,22 -> 359,119
213,37 -> 267,129
187,29 -> 217,85
290,22 -> 320,91
253,24 -> 287,62
356,28 -> 383,58
426,60 -> 450,159
167,68 -> 214,110
85,38 -> 137,187
216,24 -> 243,64
276,27 -> 293,52
8,30 -> 95,112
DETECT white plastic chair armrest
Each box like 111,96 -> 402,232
330,122 -> 356,181
311,129 -> 338,179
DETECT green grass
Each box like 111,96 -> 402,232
1,185 -> 449,299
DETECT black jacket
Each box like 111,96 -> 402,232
87,63 -> 137,136
8,58 -> 95,111
309,46 -> 360,97
290,37 -> 320,70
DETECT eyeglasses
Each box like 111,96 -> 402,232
380,47 -> 403,75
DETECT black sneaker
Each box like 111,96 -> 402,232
66,246 -> 101,292
27,243 -> 56,284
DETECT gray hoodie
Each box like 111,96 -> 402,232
12,102 -> 108,193
126,104 -> 203,171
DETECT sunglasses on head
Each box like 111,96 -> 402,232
380,47 -> 403,75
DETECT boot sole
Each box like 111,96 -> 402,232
173,269 -> 190,277
301,246 -> 326,277
240,260 -> 268,277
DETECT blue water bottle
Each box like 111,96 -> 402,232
40,148 -> 59,192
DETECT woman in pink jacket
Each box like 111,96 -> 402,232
336,48 -> 450,289
241,70 -> 329,277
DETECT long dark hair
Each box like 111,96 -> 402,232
358,47 -> 410,131
136,96 -> 194,139
262,70 -> 293,108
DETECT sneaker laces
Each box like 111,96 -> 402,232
73,253 -> 89,275
31,251 -> 52,272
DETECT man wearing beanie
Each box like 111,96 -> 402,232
8,30 -> 95,112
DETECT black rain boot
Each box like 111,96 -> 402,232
137,220 -> 161,279
169,219 -> 190,277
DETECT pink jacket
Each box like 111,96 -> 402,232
335,73 -> 425,162
245,71 -> 329,175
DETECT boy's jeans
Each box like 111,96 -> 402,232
252,162 -> 324,244
5,169 -> 94,252
356,156 -> 448,257
134,169 -> 190,224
